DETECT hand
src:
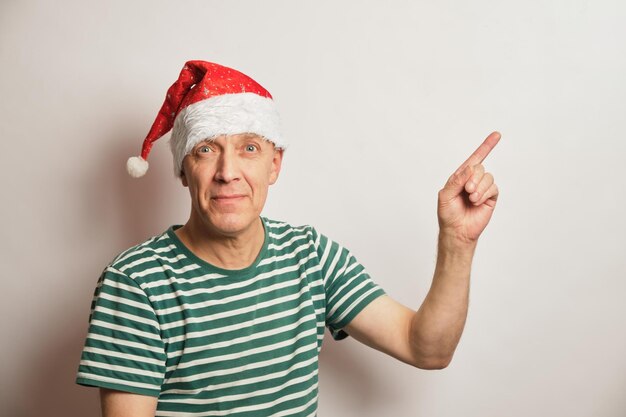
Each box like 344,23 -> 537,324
437,132 -> 501,245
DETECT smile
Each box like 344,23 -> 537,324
211,194 -> 247,201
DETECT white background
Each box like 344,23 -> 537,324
1,1 -> 625,416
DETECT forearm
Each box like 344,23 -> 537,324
409,234 -> 476,368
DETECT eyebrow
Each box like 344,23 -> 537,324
195,134 -> 267,147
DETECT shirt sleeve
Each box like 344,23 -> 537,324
76,266 -> 167,397
313,229 -> 386,341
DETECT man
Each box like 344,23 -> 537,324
76,60 -> 500,416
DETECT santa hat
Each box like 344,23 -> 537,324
127,60 -> 284,178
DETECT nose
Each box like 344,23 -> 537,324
214,148 -> 240,183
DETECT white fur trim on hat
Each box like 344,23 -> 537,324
169,92 -> 284,176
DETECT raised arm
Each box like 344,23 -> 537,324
345,132 -> 501,369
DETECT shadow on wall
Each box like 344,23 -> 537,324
8,304 -> 101,417
318,333 -> 410,414
7,130 -> 179,417
86,126 -> 186,250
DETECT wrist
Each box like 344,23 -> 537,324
434,234 -> 476,282
437,231 -> 477,257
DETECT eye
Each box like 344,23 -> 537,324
245,144 -> 258,152
196,144 -> 213,154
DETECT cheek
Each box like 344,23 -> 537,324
185,174 -> 210,204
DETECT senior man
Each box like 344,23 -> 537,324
76,60 -> 500,416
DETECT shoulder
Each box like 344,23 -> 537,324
262,217 -> 327,257
263,217 -> 317,242
263,217 -> 343,255
106,228 -> 177,277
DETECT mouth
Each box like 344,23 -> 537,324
211,194 -> 247,201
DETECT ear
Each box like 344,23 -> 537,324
179,155 -> 192,187
180,168 -> 189,187
269,148 -> 284,185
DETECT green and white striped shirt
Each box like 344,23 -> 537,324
77,218 -> 385,416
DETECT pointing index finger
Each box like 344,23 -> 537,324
454,131 -> 501,175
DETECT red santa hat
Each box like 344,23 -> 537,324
127,60 -> 284,178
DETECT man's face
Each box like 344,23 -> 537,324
181,133 -> 283,238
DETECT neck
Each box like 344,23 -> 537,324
175,217 -> 265,270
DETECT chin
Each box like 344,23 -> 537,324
205,214 -> 259,237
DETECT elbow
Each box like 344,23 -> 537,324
417,360 -> 450,370
411,354 -> 453,370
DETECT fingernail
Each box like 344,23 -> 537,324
467,181 -> 476,192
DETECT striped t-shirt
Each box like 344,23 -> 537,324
76,217 -> 385,416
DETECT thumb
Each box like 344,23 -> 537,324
441,165 -> 472,201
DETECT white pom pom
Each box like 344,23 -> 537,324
127,156 -> 149,178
